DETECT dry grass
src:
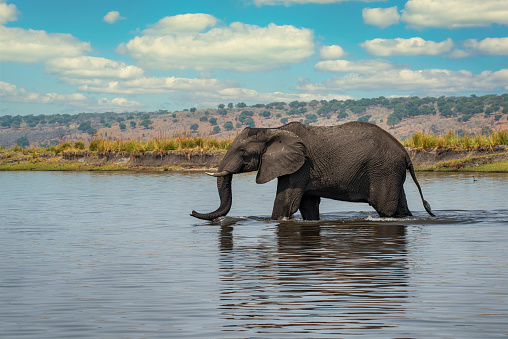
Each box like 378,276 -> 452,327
86,132 -> 233,153
402,130 -> 508,150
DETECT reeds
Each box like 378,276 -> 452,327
402,130 -> 508,150
87,132 -> 233,153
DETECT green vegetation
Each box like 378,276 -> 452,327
416,153 -> 508,172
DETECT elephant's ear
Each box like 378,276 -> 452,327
256,130 -> 306,184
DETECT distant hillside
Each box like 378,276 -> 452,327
1,94 -> 507,148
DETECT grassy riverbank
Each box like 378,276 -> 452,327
402,130 -> 508,149
1,130 -> 508,172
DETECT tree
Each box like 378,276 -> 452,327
119,123 -> 127,130
357,115 -> 372,123
140,118 -> 152,129
130,121 -> 136,128
190,107 -> 197,113
244,117 -> 255,127
261,111 -> 271,119
304,113 -> 317,124
16,136 -> 30,148
223,121 -> 234,131
190,123 -> 199,132
386,114 -> 401,126
218,104 -> 225,109
208,117 -> 217,125
227,103 -> 234,109
236,102 -> 247,108
212,126 -> 221,134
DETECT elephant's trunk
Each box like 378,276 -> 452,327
191,173 -> 233,220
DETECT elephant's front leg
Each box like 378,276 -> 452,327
271,175 -> 305,220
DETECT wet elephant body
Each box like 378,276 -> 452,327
192,122 -> 434,221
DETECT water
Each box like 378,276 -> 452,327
0,171 -> 507,338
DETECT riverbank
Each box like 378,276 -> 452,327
1,146 -> 507,172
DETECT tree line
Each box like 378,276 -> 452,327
2,94 -> 507,134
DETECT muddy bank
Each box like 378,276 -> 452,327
407,145 -> 508,167
62,146 -> 508,169
61,150 -> 224,170
2,147 -> 507,171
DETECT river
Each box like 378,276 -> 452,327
0,171 -> 507,338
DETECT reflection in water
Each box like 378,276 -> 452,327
218,219 -> 408,335
1,172 -> 507,338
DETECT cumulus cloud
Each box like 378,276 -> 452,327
315,59 -> 402,73
298,67 -> 508,95
103,11 -> 126,24
0,26 -> 91,63
401,0 -> 508,28
363,6 -> 400,28
319,45 -> 347,59
0,81 -> 144,112
361,37 -> 454,56
181,87 -> 352,109
43,55 -> 236,96
0,80 -> 87,104
45,56 -> 145,84
78,76 -> 232,95
464,37 -> 508,55
0,0 -> 18,25
118,14 -> 314,71
143,13 -> 218,35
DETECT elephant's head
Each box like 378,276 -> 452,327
191,127 -> 306,220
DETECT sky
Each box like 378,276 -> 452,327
1,0 -> 507,116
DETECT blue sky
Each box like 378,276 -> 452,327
1,0 -> 507,116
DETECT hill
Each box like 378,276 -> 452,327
1,94 -> 508,148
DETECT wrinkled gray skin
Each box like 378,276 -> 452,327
191,122 -> 434,221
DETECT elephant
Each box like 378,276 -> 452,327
191,121 -> 434,221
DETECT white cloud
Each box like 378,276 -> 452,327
182,87 -> 352,108
78,76 -> 232,95
143,13 -> 219,35
45,56 -> 145,84
464,37 -> 508,55
118,15 -> 314,71
94,97 -> 144,111
361,37 -> 454,56
253,0 -> 375,6
298,67 -> 508,95
319,45 -> 347,59
0,26 -> 91,63
0,0 -> 18,25
401,0 -> 508,28
362,7 -> 400,28
0,80 -> 88,104
0,81 -> 144,112
103,11 -> 126,24
315,59 -> 401,73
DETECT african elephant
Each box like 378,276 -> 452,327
191,121 -> 434,221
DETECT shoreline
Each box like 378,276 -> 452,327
1,147 -> 507,172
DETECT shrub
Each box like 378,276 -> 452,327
74,141 -> 85,150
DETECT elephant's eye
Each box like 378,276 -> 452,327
239,148 -> 247,155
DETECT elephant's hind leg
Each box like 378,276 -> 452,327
299,195 -> 321,220
370,183 -> 400,218
395,188 -> 412,217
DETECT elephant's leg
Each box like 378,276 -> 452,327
369,181 -> 400,218
395,188 -> 412,217
299,195 -> 321,220
271,175 -> 305,220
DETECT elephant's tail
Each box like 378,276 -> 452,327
407,161 -> 435,217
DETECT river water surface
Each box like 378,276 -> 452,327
1,171 -> 507,338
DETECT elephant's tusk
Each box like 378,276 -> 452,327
206,170 -> 230,177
